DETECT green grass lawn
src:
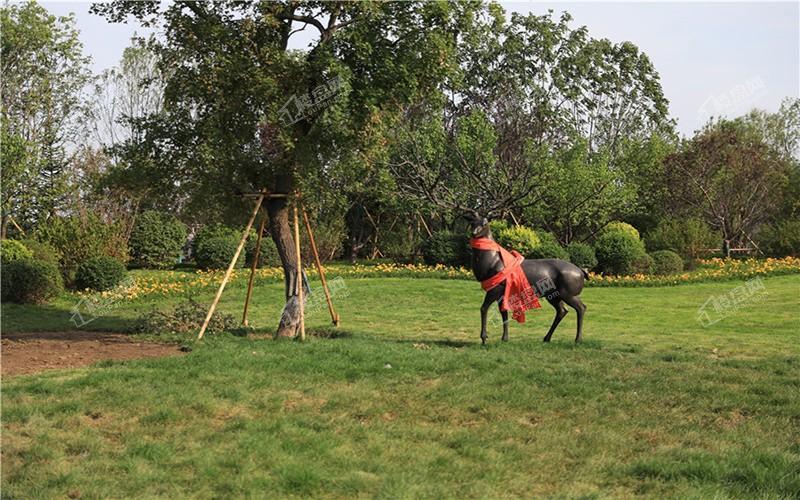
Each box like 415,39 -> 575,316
2,274 -> 799,498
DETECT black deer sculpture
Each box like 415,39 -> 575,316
465,214 -> 589,344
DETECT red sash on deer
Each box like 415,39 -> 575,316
469,237 -> 541,323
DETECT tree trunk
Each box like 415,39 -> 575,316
266,174 -> 307,338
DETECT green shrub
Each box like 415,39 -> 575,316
34,215 -> 129,285
566,242 -> 598,270
245,229 -> 282,268
75,256 -> 127,291
494,225 -> 541,257
1,258 -> 63,304
20,238 -> 61,265
422,230 -> 467,267
528,232 -> 569,260
129,211 -> 188,269
488,219 -> 508,235
650,250 -> 684,275
193,225 -> 245,270
594,230 -> 648,275
603,221 -> 640,240
0,239 -> 32,263
631,252 -> 655,275
645,218 -> 720,260
757,219 -> 800,257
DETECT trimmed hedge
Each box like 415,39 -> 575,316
75,256 -> 127,291
645,217 -> 719,260
567,242 -> 598,270
193,225 -> 245,270
594,230 -> 648,275
494,225 -> 541,257
650,250 -> 684,275
0,239 -> 32,263
528,232 -> 569,260
129,211 -> 187,269
422,230 -> 468,267
1,258 -> 64,304
603,221 -> 640,240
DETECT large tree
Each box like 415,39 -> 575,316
1,1 -> 91,236
389,8 -> 671,230
664,119 -> 791,247
93,0 -> 483,336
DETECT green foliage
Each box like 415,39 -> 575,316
34,215 -> 129,284
19,238 -> 61,265
566,242 -> 598,270
631,253 -> 655,275
603,221 -> 640,240
1,2 -> 91,226
645,218 -> 720,260
594,230 -> 648,275
757,219 -> 800,257
129,211 -> 188,269
193,225 -> 244,270
246,231 -> 281,268
649,250 -> 684,275
1,258 -> 63,304
135,298 -> 234,335
528,231 -> 569,260
493,225 -> 541,257
0,239 -> 32,263
422,230 -> 467,267
75,256 -> 127,291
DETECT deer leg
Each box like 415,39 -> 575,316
480,293 -> 493,345
500,307 -> 509,342
563,295 -> 586,343
543,298 -> 568,343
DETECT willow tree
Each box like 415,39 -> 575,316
93,1 -> 483,336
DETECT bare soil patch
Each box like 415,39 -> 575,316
1,331 -> 184,377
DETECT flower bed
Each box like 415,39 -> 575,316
76,257 -> 800,301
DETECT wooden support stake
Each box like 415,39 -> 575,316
242,214 -> 267,327
294,200 -> 305,341
302,206 -> 340,326
8,216 -> 26,236
197,194 -> 264,340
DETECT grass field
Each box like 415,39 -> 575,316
2,274 -> 799,498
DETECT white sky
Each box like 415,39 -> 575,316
40,1 -> 800,137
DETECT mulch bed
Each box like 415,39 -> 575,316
1,331 -> 184,377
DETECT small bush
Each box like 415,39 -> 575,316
494,225 -> 541,257
0,239 -> 32,263
566,242 -> 598,270
650,250 -> 684,275
488,219 -> 509,236
528,232 -> 569,260
246,229 -> 282,268
631,252 -> 655,275
757,219 -> 800,257
422,230 -> 467,267
75,256 -> 127,291
135,298 -> 235,335
594,230 -> 648,275
1,258 -> 63,304
34,215 -> 129,285
193,225 -> 245,270
603,221 -> 640,240
645,218 -> 720,260
20,238 -> 61,265
129,211 -> 188,269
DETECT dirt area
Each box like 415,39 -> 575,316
1,331 -> 184,377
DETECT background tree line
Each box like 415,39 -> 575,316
2,1 -> 799,316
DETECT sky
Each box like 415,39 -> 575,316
39,1 -> 800,137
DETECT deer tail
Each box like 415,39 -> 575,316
582,268 -> 590,280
